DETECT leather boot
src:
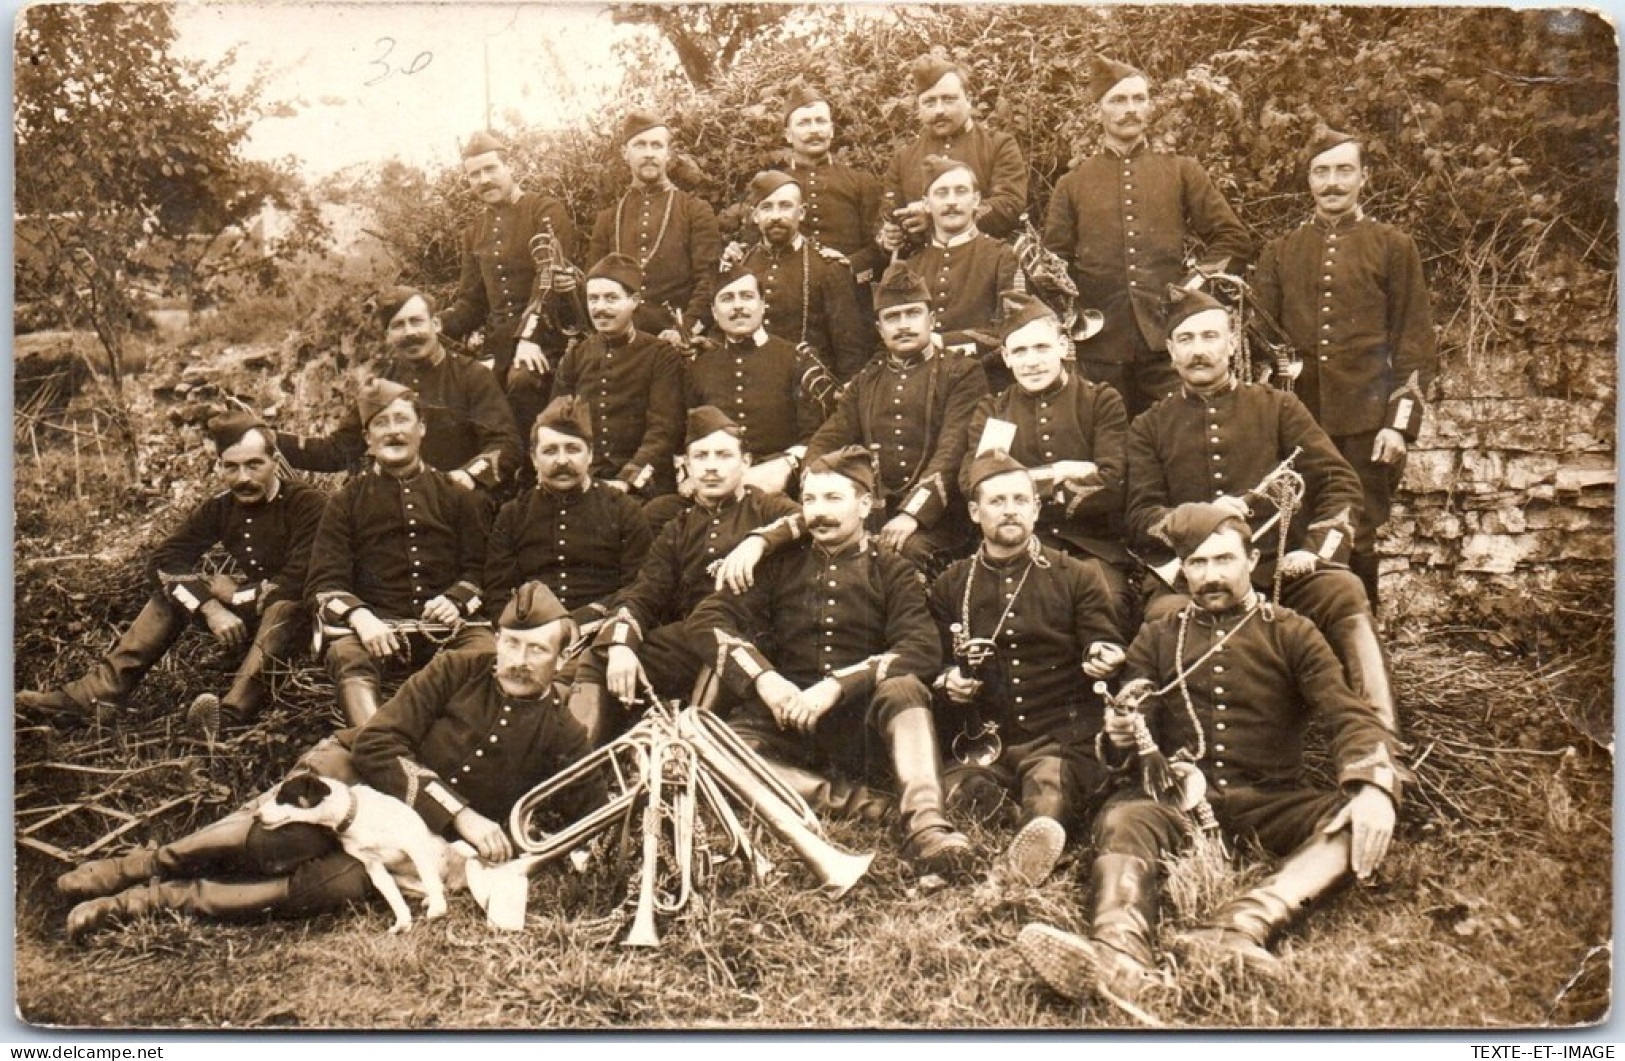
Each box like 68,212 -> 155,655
337,678 -> 380,728
768,761 -> 894,824
57,812 -> 260,899
1016,853 -> 1166,1003
67,877 -> 293,941
1181,830 -> 1352,973
1326,613 -> 1399,736
1348,551 -> 1381,610
16,688 -> 96,727
884,706 -> 973,880
59,595 -> 188,711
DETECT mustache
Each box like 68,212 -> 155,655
1318,187 -> 1350,196
807,516 -> 841,530
1196,582 -> 1229,596
727,309 -> 754,320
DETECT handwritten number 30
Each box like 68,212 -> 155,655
367,38 -> 433,86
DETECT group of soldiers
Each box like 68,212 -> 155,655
27,52 -> 1435,1011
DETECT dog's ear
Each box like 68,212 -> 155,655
275,772 -> 332,809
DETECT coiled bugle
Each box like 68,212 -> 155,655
676,708 -> 873,898
1148,446 -> 1306,589
507,723 -> 653,862
948,622 -> 1003,767
1182,267 -> 1302,392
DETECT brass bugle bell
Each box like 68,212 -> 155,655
507,724 -> 655,863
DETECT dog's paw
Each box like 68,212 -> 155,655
388,919 -> 414,935
424,900 -> 448,921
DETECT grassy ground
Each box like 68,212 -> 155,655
11,329 -> 1615,1031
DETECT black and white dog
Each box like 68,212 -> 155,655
259,773 -> 466,933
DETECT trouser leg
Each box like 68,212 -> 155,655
220,599 -> 302,722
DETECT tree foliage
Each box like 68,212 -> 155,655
610,3 -> 797,88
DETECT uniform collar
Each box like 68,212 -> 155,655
695,486 -> 746,514
1311,206 -> 1366,230
372,458 -> 428,481
789,154 -> 832,172
927,119 -> 974,148
599,326 -> 639,348
762,233 -> 806,257
1104,137 -> 1149,159
931,226 -> 980,249
629,178 -> 674,195
723,327 -> 770,349
1180,376 -> 1239,402
885,342 -> 935,370
813,531 -> 870,561
1018,371 -> 1071,402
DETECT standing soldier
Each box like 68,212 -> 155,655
780,84 -> 885,306
549,253 -> 686,501
1253,128 -> 1438,608
805,262 -> 989,574
738,170 -> 870,382
884,55 -> 1029,242
1043,56 -> 1251,418
589,111 -> 721,345
436,131 -> 581,440
18,413 -> 326,736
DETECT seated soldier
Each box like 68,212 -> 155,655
1016,503 -> 1399,1005
550,253 -> 685,501
18,413 -> 326,736
684,264 -> 824,498
307,380 -> 495,727
805,262 -> 988,576
278,287 -> 523,499
484,396 -> 651,624
1127,285 -> 1396,734
686,447 -> 975,880
964,292 -> 1133,637
59,582 -> 594,940
929,452 -> 1125,886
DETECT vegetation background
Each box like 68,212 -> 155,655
12,3 -> 1615,1030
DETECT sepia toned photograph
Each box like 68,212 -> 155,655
11,1 -> 1616,1031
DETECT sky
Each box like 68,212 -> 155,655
171,2 -> 645,178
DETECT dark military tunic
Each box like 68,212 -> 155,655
1253,212 -> 1437,440
438,191 -> 579,365
484,482 -> 651,619
589,184 -> 721,331
1043,142 -> 1251,362
307,463 -> 489,626
683,330 -> 825,459
688,534 -> 941,700
550,328 -> 684,496
352,649 -> 594,836
786,155 -> 885,283
149,479 -> 328,614
963,373 -> 1128,563
742,237 -> 870,380
929,545 -> 1118,745
906,231 -> 1021,357
885,121 -> 1029,239
806,347 -> 988,529
1126,380 -> 1364,568
278,350 -> 522,490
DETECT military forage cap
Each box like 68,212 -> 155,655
372,285 -> 432,328
1088,55 -> 1145,103
781,82 -> 828,124
805,444 -> 876,494
910,53 -> 964,95
748,169 -> 799,206
965,449 -> 1030,492
1305,125 -> 1361,167
1162,284 -> 1228,338
685,405 -> 741,446
206,410 -> 266,453
460,129 -> 505,159
997,290 -> 1059,341
586,252 -> 643,294
921,153 -> 976,193
357,378 -> 417,427
537,395 -> 593,441
872,261 -> 933,312
1155,501 -> 1251,560
499,580 -> 569,631
620,109 -> 668,144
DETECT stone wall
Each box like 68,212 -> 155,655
1383,260 -> 1616,626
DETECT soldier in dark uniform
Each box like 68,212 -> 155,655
1017,503 -> 1400,1004
686,447 -> 975,880
549,253 -> 685,500
279,287 -> 523,499
588,111 -> 721,344
883,55 -> 1028,242
929,452 -> 1126,887
739,169 -> 869,381
18,413 -> 325,736
1128,287 -> 1397,734
898,156 -> 1022,390
805,262 -> 988,575
436,131 -> 582,440
964,294 -> 1133,636
306,380 -> 495,728
1253,128 -> 1438,608
780,84 -> 885,311
685,265 -> 824,496
572,406 -> 803,741
484,396 -> 651,624
1042,56 -> 1252,418
59,582 -> 593,940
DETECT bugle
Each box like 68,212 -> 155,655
310,617 -> 492,657
507,724 -> 654,863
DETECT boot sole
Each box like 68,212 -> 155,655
1016,922 -> 1102,1002
1004,817 -> 1066,888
